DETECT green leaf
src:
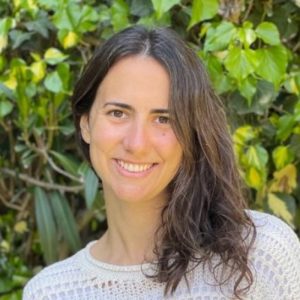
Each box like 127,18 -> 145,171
239,77 -> 257,105
30,61 -> 46,83
204,22 -> 236,52
268,193 -> 295,227
130,0 -> 153,17
58,30 -> 79,49
44,48 -> 68,65
205,54 -> 233,93
0,17 -> 14,53
0,100 -> 13,118
229,80 -> 276,115
0,83 -> 15,100
276,114 -> 296,142
9,30 -> 33,49
77,5 -> 99,32
84,167 -> 99,209
50,192 -> 81,252
44,71 -> 63,93
256,45 -> 288,87
233,125 -> 257,146
57,63 -> 70,92
245,167 -> 264,190
272,146 -> 295,170
244,144 -> 269,171
52,3 -> 79,31
237,26 -> 256,48
224,47 -> 258,80
0,18 -> 13,35
50,151 -> 80,175
36,0 -> 59,9
24,11 -> 52,38
151,0 -> 180,19
256,22 -> 280,45
34,187 -> 58,264
188,0 -> 219,28
111,0 -> 130,32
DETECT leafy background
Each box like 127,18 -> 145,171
0,0 -> 300,298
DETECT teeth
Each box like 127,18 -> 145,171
118,160 -> 153,173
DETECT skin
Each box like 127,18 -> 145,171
80,55 -> 183,264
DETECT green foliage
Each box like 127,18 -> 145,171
0,0 -> 300,298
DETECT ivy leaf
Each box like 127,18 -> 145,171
188,0 -> 219,28
0,100 -> 13,118
233,125 -> 257,146
256,45 -> 288,87
205,54 -> 233,94
77,5 -> 99,32
44,48 -> 68,65
244,144 -> 269,171
44,71 -> 63,93
57,63 -> 70,92
245,167 -> 264,190
130,0 -> 153,17
151,0 -> 180,19
270,164 -> 297,194
239,76 -> 257,105
236,21 -> 256,48
268,193 -> 295,227
52,4 -> 78,31
9,30 -> 33,49
111,0 -> 130,32
204,22 -> 236,52
256,22 -> 280,45
272,146 -> 295,170
58,30 -> 79,49
276,114 -> 295,142
0,17 -> 14,53
30,61 -> 46,83
224,47 -> 258,80
230,80 -> 276,115
36,0 -> 59,9
0,83 -> 15,101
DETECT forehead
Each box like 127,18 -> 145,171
94,55 -> 170,108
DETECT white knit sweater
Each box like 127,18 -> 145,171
23,210 -> 300,299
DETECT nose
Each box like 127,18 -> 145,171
123,119 -> 149,155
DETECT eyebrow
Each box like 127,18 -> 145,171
103,101 -> 169,114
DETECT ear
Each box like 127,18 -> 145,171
80,115 -> 91,144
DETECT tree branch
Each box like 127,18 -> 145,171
1,168 -> 83,193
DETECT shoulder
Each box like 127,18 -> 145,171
246,210 -> 300,298
246,209 -> 300,248
23,247 -> 87,300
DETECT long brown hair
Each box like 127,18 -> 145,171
71,25 -> 256,299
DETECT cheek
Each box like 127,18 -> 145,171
90,122 -> 121,149
156,131 -> 183,161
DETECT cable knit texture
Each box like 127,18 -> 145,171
23,210 -> 300,299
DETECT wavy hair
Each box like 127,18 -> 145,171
71,25 -> 256,299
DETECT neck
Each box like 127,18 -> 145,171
91,193 -> 165,265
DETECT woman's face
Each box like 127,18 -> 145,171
80,55 -> 183,204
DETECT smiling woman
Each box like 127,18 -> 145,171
23,26 -> 300,300
79,55 -> 182,205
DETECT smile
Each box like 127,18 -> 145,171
116,159 -> 155,173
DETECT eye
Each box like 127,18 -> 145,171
108,110 -> 125,118
156,115 -> 169,124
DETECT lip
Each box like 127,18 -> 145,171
113,159 -> 158,178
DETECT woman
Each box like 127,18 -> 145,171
23,26 -> 300,299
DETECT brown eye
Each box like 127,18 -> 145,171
157,116 -> 169,124
109,110 -> 125,118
